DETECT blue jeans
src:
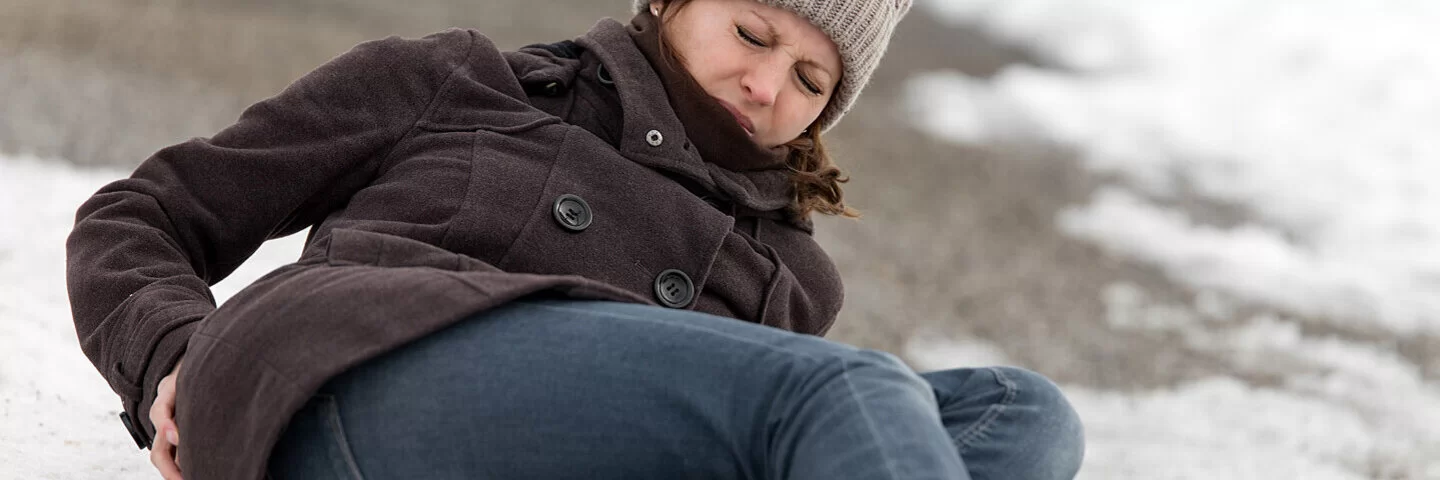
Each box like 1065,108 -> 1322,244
267,299 -> 1083,479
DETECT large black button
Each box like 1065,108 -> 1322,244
552,194 -> 592,232
119,411 -> 150,449
654,269 -> 694,308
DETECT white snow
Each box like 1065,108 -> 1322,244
1100,282 -> 1440,478
18,155 -> 1432,480
9,1 -> 1440,474
1066,378 -> 1380,480
908,0 -> 1440,334
3,146 -> 1439,478
1057,187 -> 1440,330
0,154 -> 305,479
906,0 -> 1440,477
910,286 -> 1440,478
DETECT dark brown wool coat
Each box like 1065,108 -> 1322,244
65,18 -> 843,480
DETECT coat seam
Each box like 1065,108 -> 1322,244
416,30 -> 482,250
754,241 -> 786,326
113,285 -> 210,391
496,126 -> 575,268
371,29 -> 480,178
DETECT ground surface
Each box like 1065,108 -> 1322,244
2,0 -> 1437,478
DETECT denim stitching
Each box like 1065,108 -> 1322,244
951,367 -> 1018,453
318,395 -> 369,480
838,358 -> 904,480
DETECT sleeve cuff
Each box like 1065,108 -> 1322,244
134,308 -> 206,436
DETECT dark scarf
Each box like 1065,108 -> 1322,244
627,12 -> 790,172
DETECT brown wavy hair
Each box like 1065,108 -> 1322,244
652,0 -> 860,221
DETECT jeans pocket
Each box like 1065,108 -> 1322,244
268,394 -> 367,480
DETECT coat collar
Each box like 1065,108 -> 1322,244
561,19 -> 796,214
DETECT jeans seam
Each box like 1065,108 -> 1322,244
951,367 -> 1018,453
838,358 -> 904,480
318,395 -> 369,480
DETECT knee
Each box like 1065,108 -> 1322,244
990,366 -> 1085,479
813,348 -> 935,405
851,349 -> 927,381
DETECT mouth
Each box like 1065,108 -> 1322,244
715,99 -> 755,136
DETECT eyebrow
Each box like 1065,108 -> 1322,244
755,11 -> 781,45
749,10 -> 839,82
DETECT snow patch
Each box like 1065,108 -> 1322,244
1062,188 -> 1440,332
1095,281 -> 1440,477
0,154 -> 304,478
910,0 -> 1440,333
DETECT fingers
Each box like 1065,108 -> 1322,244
150,374 -> 178,445
149,363 -> 184,479
150,435 -> 183,480
149,366 -> 180,441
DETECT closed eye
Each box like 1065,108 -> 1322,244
798,72 -> 823,95
737,25 -> 766,47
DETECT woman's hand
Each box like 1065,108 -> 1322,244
149,358 -> 184,480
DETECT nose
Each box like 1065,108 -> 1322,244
740,58 -> 787,107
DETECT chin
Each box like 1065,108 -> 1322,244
749,132 -> 776,147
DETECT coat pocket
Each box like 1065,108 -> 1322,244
324,228 -> 500,273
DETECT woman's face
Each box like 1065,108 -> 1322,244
653,0 -> 841,148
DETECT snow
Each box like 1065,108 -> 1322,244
908,0 -> 1440,334
8,0 -> 1440,475
1100,282 -> 1440,477
4,132 -> 1440,479
0,155 -> 149,479
1057,187 -> 1440,330
0,154 -> 305,479
1066,378 -> 1378,480
905,0 -> 1440,477
909,292 -> 1440,479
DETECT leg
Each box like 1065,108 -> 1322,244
268,299 -> 969,480
920,367 -> 1085,480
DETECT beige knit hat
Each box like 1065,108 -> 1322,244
633,0 -> 912,131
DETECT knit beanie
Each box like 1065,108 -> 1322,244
632,0 -> 912,132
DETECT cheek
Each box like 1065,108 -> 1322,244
683,63 -> 723,98
680,51 -> 744,95
776,96 -> 825,130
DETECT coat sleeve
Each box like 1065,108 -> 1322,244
700,216 -> 845,336
64,29 -> 477,433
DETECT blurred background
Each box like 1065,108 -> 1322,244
2,0 -> 1438,478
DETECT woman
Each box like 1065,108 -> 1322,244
66,0 -> 1084,478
